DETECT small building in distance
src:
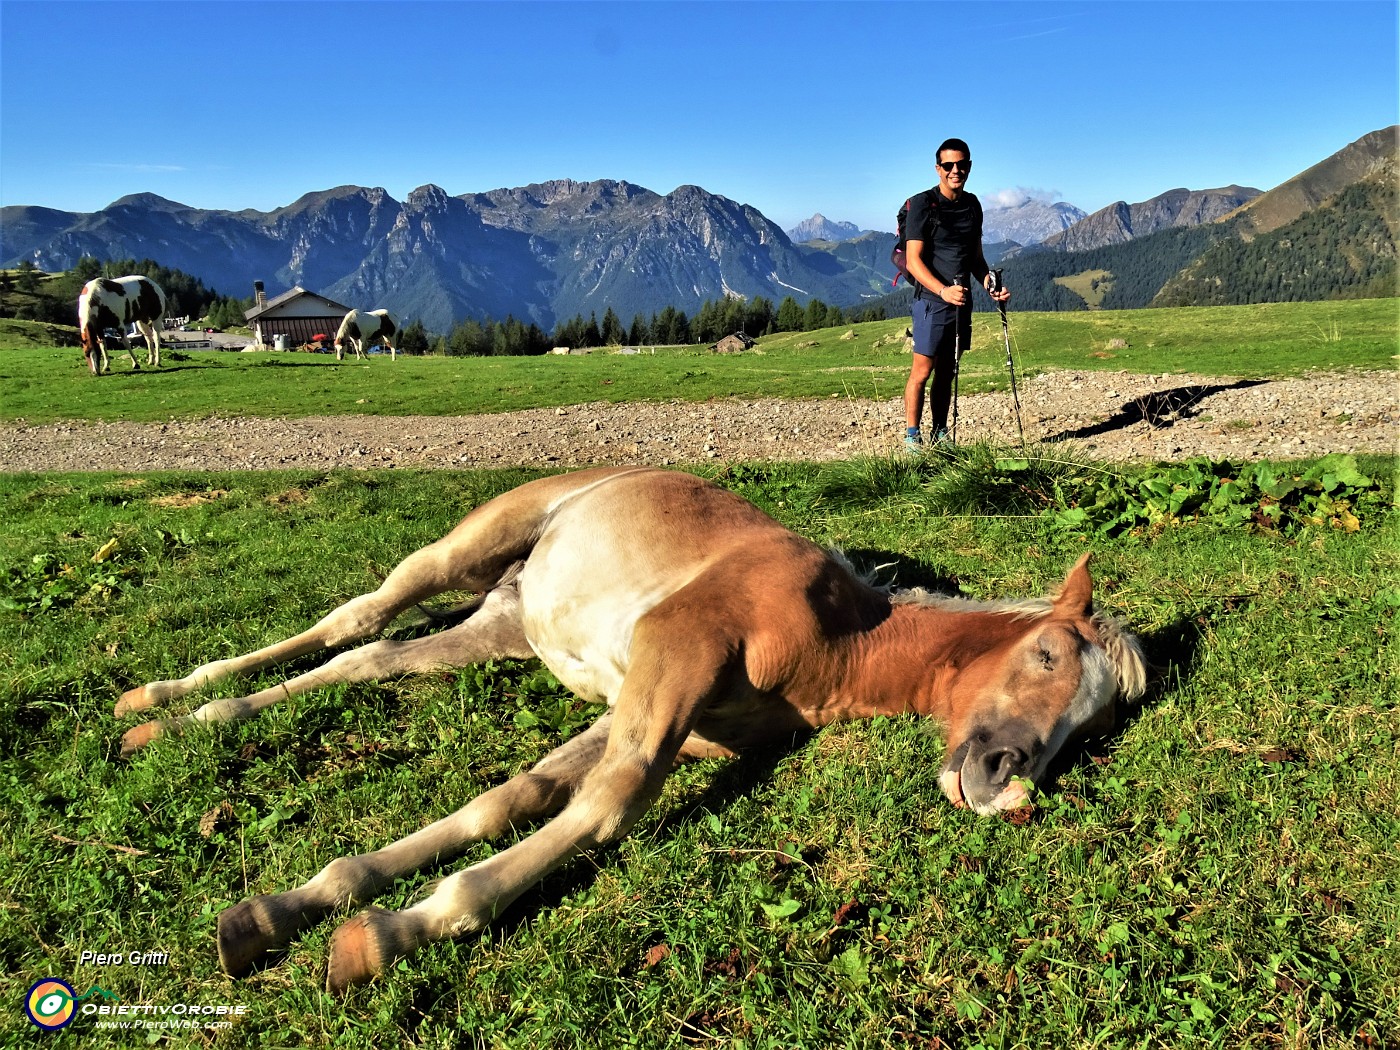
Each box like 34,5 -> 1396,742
243,282 -> 353,348
710,332 -> 755,354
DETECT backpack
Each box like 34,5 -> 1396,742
891,189 -> 938,287
890,190 -> 982,287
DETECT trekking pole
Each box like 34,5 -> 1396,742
988,268 -> 1026,447
949,272 -> 967,444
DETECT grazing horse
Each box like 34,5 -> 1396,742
334,309 -> 398,361
77,276 -> 167,375
114,467 -> 1146,994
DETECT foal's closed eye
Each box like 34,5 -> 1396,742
1037,643 -> 1056,670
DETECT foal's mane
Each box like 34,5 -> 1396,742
874,575 -> 1148,703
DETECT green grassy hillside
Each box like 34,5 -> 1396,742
2,299 -> 1394,425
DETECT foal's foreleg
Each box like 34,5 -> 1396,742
323,623 -> 732,993
218,711 -> 613,977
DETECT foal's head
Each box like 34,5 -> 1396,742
907,554 -> 1147,815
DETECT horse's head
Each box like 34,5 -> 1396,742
937,554 -> 1147,815
79,318 -> 110,374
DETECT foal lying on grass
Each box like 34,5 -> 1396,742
116,466 -> 1147,993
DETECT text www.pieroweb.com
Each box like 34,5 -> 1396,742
85,1003 -> 245,1032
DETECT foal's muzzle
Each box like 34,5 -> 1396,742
941,720 -> 1044,814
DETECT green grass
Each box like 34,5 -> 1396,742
1,457 -> 1395,1048
1053,269 -> 1115,309
2,297 -> 1394,425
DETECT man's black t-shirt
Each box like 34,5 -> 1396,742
906,190 -> 983,289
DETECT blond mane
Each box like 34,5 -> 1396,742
887,584 -> 1148,703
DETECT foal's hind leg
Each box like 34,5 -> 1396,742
120,586 -> 532,755
218,711 -> 613,977
118,468 -> 642,722
117,532 -> 523,720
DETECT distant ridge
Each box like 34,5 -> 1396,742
3,131 -> 1391,325
787,214 -> 872,243
981,197 -> 1086,246
996,127 -> 1397,311
1226,125 -> 1398,237
1033,185 -> 1262,253
1,181 -> 892,331
1153,149 -> 1399,307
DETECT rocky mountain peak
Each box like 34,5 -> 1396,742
787,214 -> 868,243
406,184 -> 451,210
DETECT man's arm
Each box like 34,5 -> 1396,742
906,241 -> 966,306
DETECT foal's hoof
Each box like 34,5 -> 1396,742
114,685 -> 155,717
326,908 -> 399,996
119,721 -> 165,757
218,896 -> 287,977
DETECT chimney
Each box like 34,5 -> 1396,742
253,280 -> 266,307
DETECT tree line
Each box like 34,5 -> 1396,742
1153,178 -> 1398,307
995,225 -> 1229,311
543,293 -> 892,352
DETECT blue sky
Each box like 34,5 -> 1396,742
1,0 -> 1395,232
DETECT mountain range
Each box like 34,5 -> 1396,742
995,126 -> 1397,311
2,182 -> 897,332
1020,185 -> 1262,254
788,196 -> 1086,248
980,197 -> 1088,247
2,127 -> 1393,328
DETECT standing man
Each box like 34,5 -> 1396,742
901,137 -> 1010,449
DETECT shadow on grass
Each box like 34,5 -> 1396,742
1040,608 -> 1212,800
839,548 -> 961,593
100,363 -> 219,376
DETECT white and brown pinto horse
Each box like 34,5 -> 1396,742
333,308 -> 398,361
115,467 -> 1146,994
77,275 -> 167,374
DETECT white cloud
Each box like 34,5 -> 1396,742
83,163 -> 188,174
987,187 -> 1064,209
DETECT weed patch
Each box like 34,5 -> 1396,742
0,539 -> 137,614
1051,453 -> 1386,537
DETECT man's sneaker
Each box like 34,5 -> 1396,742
931,429 -> 952,446
903,431 -> 924,454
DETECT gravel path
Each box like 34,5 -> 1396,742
0,370 -> 1393,473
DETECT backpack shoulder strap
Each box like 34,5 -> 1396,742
916,188 -> 943,238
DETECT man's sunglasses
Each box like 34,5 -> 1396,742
938,160 -> 971,173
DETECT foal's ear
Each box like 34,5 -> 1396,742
1052,552 -> 1094,617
